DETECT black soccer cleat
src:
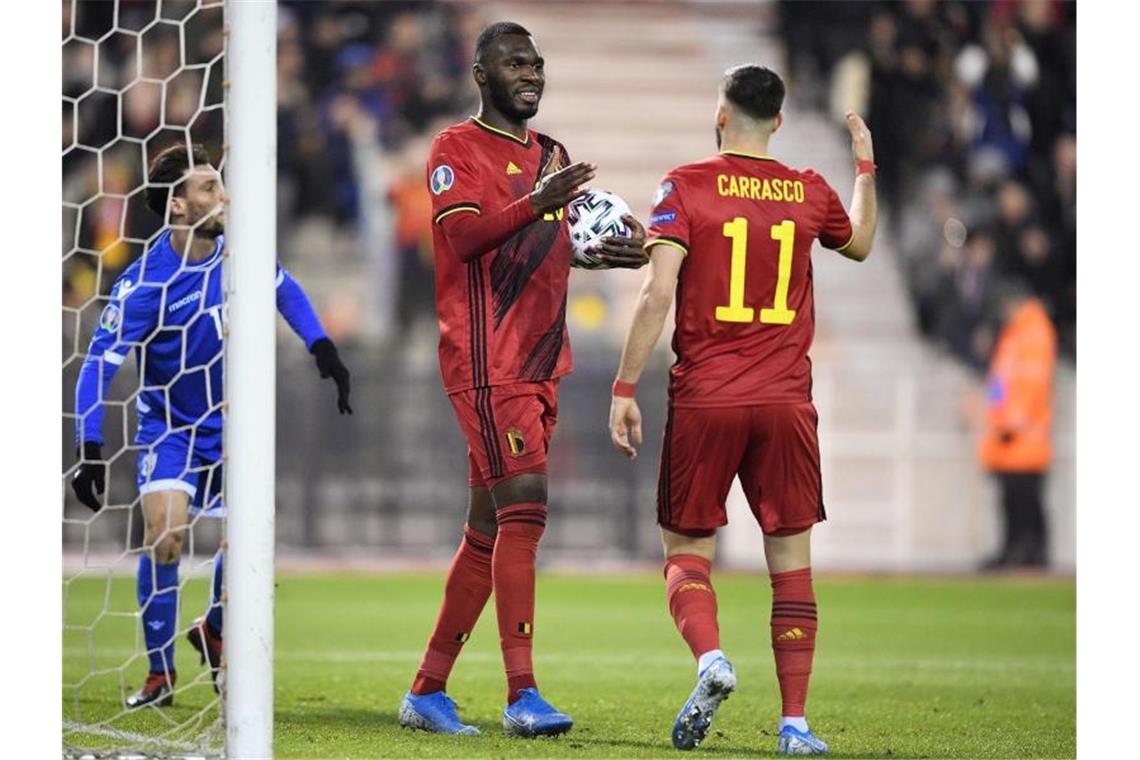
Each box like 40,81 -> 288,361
187,617 -> 224,693
125,672 -> 175,709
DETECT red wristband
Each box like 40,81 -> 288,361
856,160 -> 876,177
612,379 -> 637,398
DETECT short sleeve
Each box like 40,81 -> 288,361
645,174 -> 690,256
428,133 -> 484,225
818,178 -> 854,252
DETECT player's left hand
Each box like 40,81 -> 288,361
609,395 -> 643,459
311,338 -> 353,415
593,214 -> 648,269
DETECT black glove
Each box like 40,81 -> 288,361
72,442 -> 106,512
311,337 -> 352,415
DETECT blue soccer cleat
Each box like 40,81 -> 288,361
777,724 -> 829,755
502,687 -> 574,737
672,655 -> 737,750
398,691 -> 480,735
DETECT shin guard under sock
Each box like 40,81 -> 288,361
412,526 -> 495,695
138,554 -> 179,676
770,567 -> 817,717
664,554 -> 721,660
493,502 -> 547,703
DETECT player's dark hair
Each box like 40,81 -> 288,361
474,21 -> 532,64
722,64 -> 785,121
146,142 -> 213,218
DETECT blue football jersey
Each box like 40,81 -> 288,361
75,229 -> 328,447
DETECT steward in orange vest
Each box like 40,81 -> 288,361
978,289 -> 1057,570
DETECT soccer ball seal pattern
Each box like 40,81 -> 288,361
566,188 -> 633,270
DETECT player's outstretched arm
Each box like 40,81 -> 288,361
609,244 -> 684,459
838,112 -> 877,262
275,266 -> 352,414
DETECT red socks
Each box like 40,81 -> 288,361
664,555 -> 721,659
770,567 -> 818,717
411,526 -> 494,695
493,501 -> 548,703
661,557 -> 817,718
412,501 -> 550,705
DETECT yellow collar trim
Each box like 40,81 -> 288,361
471,116 -> 530,146
720,150 -> 775,161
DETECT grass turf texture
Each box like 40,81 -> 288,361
64,572 -> 1075,758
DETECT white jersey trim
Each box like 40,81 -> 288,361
138,478 -> 197,498
103,351 -> 126,366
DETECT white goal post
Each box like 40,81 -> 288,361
61,0 -> 277,755
223,0 -> 277,757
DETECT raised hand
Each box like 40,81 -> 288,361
530,146 -> 596,215
845,112 -> 874,164
593,213 -> 649,269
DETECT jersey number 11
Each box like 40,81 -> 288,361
715,217 -> 796,325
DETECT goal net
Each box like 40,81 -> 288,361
62,1 -> 242,756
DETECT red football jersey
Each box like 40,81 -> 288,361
646,150 -> 853,407
428,118 -> 574,394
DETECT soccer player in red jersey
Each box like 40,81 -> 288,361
399,22 -> 648,738
608,65 -> 877,754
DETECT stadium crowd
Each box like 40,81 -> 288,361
64,0 -> 1076,367
780,0 -> 1076,368
63,0 -> 478,340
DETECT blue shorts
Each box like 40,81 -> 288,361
136,424 -> 224,516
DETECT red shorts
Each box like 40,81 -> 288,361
448,380 -> 559,489
658,402 -> 825,537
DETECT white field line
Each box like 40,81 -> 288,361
65,648 -> 1074,673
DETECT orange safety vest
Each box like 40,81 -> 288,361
978,299 -> 1057,473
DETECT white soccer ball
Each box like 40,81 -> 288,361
567,188 -> 632,270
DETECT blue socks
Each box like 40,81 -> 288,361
137,554 -> 180,675
206,552 -> 224,634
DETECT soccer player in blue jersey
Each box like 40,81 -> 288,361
70,143 -> 352,708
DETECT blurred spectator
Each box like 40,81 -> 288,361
387,137 -> 436,334
779,0 -> 1075,363
936,229 -> 998,371
897,168 -> 966,336
64,0 -> 479,345
977,280 -> 1056,569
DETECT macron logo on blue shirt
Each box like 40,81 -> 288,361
167,290 -> 203,314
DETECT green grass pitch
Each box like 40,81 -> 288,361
64,572 -> 1075,758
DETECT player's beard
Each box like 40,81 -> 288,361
715,125 -> 722,150
488,77 -> 540,122
194,213 -> 225,239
